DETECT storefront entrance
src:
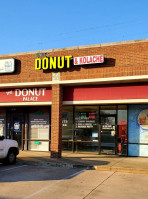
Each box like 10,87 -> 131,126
7,107 -> 24,149
6,107 -> 51,151
100,115 -> 116,154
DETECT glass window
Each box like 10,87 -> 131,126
62,106 -> 73,140
75,142 -> 99,153
0,108 -> 6,137
117,105 -> 127,155
28,141 -> 49,151
75,106 -> 99,141
28,107 -> 50,151
100,105 -> 116,115
118,105 -> 127,124
62,141 -> 72,151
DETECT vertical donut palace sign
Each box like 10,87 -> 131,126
35,55 -> 104,70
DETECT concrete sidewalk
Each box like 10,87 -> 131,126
17,151 -> 148,174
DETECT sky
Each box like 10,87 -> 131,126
0,0 -> 148,55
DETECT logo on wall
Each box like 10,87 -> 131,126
0,58 -> 15,74
6,90 -> 13,95
13,121 -> 21,132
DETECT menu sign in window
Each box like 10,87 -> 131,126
29,109 -> 49,140
75,112 -> 97,129
30,117 -> 49,129
62,112 -> 68,127
102,125 -> 113,130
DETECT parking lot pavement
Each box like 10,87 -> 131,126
0,164 -> 83,199
0,164 -> 148,199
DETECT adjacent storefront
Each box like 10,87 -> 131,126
62,104 -> 148,156
62,105 -> 127,155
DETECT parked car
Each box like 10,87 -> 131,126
0,136 -> 19,164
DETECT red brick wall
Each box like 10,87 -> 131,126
50,84 -> 63,158
0,54 -> 52,83
60,42 -> 148,80
0,41 -> 148,83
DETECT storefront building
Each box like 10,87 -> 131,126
0,39 -> 148,157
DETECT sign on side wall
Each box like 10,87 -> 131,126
0,58 -> 15,74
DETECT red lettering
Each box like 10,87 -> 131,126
80,58 -> 83,64
83,57 -> 86,63
100,55 -> 104,63
96,56 -> 100,62
90,56 -> 92,63
74,58 -> 78,65
93,56 -> 96,63
86,57 -> 89,63
74,55 -> 104,65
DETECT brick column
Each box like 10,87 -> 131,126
50,84 -> 63,158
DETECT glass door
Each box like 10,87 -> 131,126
100,115 -> 116,154
7,108 -> 24,149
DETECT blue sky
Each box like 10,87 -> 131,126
0,0 -> 148,54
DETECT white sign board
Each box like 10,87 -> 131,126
0,58 -> 15,73
74,55 -> 104,65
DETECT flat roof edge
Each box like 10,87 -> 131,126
0,38 -> 148,57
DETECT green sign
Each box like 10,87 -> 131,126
34,111 -> 44,116
35,141 -> 40,145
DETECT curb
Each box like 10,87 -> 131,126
16,160 -> 148,175
94,166 -> 148,175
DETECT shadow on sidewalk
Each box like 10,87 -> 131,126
17,153 -> 112,167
